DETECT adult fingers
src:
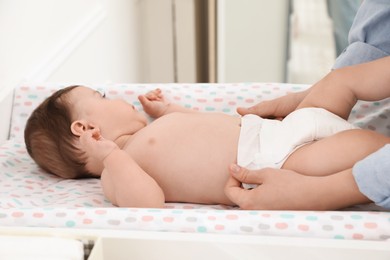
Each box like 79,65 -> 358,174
237,106 -> 261,116
224,174 -> 253,208
228,164 -> 265,185
236,102 -> 278,118
225,169 -> 241,189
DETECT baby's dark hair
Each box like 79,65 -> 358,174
24,85 -> 94,179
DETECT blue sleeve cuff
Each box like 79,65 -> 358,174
353,144 -> 390,208
333,42 -> 389,69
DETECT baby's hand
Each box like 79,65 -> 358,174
138,88 -> 170,118
79,128 -> 119,161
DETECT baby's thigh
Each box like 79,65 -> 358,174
282,129 -> 390,176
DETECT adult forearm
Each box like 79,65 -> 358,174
317,168 -> 371,210
297,72 -> 356,120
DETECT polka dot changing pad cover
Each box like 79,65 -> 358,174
1,83 -> 389,241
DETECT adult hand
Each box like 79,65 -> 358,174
237,90 -> 309,119
224,164 -> 320,210
224,164 -> 370,210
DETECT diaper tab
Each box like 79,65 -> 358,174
237,115 -> 263,169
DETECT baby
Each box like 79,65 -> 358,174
24,85 -> 390,208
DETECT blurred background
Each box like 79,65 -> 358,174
0,0 -> 360,92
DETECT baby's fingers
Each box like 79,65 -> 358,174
138,95 -> 151,108
90,128 -> 103,140
79,129 -> 101,146
145,88 -> 163,101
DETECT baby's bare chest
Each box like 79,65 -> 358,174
124,113 -> 241,177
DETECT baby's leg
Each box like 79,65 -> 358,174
282,129 -> 390,176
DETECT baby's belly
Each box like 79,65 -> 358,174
128,113 -> 240,204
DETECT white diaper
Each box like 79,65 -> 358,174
237,108 -> 358,189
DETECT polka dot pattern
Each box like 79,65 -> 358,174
1,83 -> 390,241
0,140 -> 110,208
9,83 -> 390,140
0,208 -> 388,241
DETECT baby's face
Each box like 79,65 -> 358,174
68,86 -> 148,139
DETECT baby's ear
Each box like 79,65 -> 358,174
70,120 -> 96,136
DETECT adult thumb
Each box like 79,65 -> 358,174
236,103 -> 274,117
236,106 -> 253,116
229,164 -> 265,185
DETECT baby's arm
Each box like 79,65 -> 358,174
138,88 -> 196,118
80,129 -> 165,208
101,149 -> 165,208
297,56 -> 390,119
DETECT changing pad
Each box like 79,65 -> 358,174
1,82 -> 389,241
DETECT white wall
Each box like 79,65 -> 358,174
0,0 -> 291,93
140,0 -> 290,84
218,0 -> 289,83
287,0 -> 336,84
48,0 -> 142,85
0,0 -> 141,94
137,0 -> 196,83
138,0 -> 175,83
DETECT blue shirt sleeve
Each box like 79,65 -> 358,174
353,144 -> 390,208
333,0 -> 390,69
334,0 -> 390,209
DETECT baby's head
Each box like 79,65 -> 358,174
25,85 -> 147,179
24,85 -> 91,178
